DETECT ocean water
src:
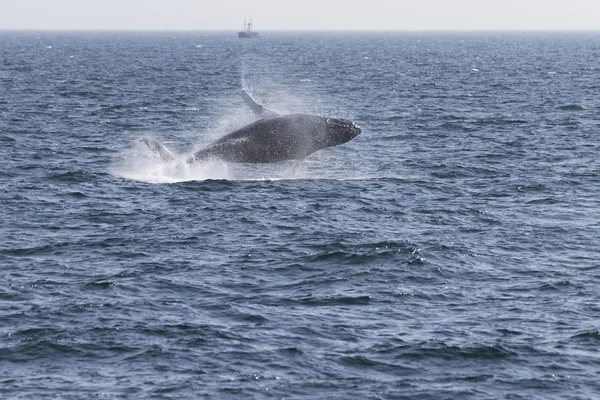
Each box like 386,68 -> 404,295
1,31 -> 600,399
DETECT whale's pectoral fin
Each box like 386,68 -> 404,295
283,158 -> 305,178
241,89 -> 280,119
140,138 -> 176,162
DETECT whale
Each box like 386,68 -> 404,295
141,90 -> 361,164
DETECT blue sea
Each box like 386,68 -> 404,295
1,31 -> 600,399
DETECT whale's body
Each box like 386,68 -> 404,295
142,90 -> 361,164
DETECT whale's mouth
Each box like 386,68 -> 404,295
326,118 -> 361,143
350,122 -> 361,137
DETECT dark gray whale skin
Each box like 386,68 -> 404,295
189,113 -> 360,163
142,91 -> 361,164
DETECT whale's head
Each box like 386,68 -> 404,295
324,117 -> 361,146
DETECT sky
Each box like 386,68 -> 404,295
1,0 -> 599,31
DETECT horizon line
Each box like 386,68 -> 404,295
2,28 -> 600,33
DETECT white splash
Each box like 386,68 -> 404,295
110,138 -> 313,183
111,140 -> 231,183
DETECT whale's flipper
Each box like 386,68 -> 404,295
140,138 -> 176,162
241,90 -> 280,119
284,159 -> 305,178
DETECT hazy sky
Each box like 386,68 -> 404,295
1,0 -> 599,31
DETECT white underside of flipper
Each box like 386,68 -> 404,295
140,138 -> 177,162
241,89 -> 280,119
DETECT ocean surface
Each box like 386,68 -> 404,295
1,31 -> 599,399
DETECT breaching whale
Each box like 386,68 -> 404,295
141,90 -> 361,164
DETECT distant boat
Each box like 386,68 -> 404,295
238,18 -> 259,38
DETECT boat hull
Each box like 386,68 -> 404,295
238,32 -> 259,38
